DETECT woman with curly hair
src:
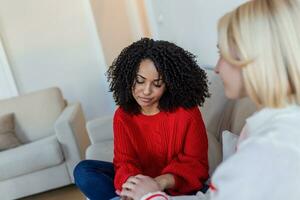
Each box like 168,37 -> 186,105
74,38 -> 210,200
142,0 -> 300,200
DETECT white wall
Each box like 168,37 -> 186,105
0,0 -> 115,120
0,0 -> 248,119
145,0 -> 246,66
0,35 -> 18,99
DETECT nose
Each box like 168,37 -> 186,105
143,83 -> 151,95
214,66 -> 219,74
214,59 -> 220,74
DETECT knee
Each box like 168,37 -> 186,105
73,160 -> 93,187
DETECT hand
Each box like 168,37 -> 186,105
118,187 -> 133,200
116,189 -> 133,200
120,174 -> 161,200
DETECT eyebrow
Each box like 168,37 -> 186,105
137,74 -> 163,81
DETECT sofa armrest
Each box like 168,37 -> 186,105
86,116 -> 113,144
55,102 -> 90,182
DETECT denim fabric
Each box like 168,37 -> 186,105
73,160 -> 118,200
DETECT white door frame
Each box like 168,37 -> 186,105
0,34 -> 18,99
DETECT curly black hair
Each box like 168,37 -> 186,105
106,38 -> 210,114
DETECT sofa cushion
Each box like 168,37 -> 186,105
86,140 -> 113,162
0,135 -> 64,181
0,113 -> 21,151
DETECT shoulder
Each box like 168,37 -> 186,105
164,107 -> 204,127
114,107 -> 133,122
172,106 -> 202,120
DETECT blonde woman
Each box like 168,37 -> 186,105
141,0 -> 300,199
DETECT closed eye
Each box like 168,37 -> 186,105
135,74 -> 164,87
136,79 -> 144,84
153,80 -> 163,87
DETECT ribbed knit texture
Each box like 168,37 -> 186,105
113,106 -> 209,195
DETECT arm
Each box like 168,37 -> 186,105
210,139 -> 300,200
113,114 -> 142,191
55,103 -> 90,182
162,108 -> 209,195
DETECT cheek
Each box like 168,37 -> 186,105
132,85 -> 141,95
219,62 -> 235,83
154,87 -> 166,98
226,70 -> 245,98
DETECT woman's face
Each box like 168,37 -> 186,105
132,59 -> 166,115
214,50 -> 246,99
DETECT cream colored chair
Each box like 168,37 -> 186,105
85,68 -> 256,177
0,87 -> 90,200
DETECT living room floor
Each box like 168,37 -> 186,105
20,185 -> 85,200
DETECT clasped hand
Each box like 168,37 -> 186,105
117,174 -> 162,200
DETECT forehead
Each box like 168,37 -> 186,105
137,59 -> 161,79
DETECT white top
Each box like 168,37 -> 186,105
210,105 -> 300,200
142,105 -> 300,200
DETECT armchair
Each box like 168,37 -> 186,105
0,87 -> 90,200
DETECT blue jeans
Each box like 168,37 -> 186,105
73,160 -> 118,200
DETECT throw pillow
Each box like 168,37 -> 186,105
222,130 -> 239,161
0,113 -> 21,151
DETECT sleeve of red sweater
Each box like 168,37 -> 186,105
162,108 -> 209,195
113,111 -> 142,191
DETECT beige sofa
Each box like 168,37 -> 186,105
0,87 -> 90,200
85,68 -> 256,176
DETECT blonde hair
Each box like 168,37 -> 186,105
218,0 -> 300,108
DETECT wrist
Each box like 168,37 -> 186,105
155,177 -> 167,191
155,174 -> 174,191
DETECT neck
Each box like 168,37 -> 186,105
141,107 -> 160,116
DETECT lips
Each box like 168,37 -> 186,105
139,97 -> 152,103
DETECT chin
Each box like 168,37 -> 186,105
137,101 -> 152,107
225,90 -> 247,100
225,90 -> 242,100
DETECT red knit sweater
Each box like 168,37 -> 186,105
113,106 -> 209,195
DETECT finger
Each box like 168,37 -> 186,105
126,176 -> 140,185
120,189 -> 134,199
135,174 -> 147,179
122,182 -> 136,190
